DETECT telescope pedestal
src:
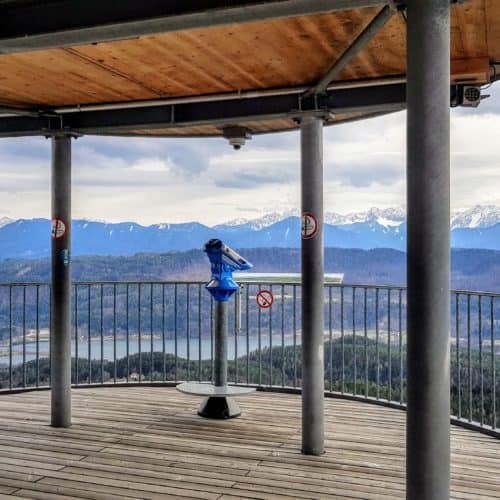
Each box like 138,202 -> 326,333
198,396 -> 240,419
176,382 -> 255,419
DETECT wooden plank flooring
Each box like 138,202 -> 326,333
0,387 -> 498,499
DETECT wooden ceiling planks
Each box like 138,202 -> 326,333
0,47 -> 159,108
486,0 -> 500,62
67,7 -> 382,100
0,1 -> 497,116
337,10 -> 406,81
451,0 -> 488,60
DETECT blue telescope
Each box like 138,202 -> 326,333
204,239 -> 252,301
176,239 -> 255,419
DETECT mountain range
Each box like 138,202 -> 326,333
0,205 -> 499,260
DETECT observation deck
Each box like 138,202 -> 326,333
0,386 -> 499,499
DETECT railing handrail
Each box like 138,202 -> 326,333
0,280 -> 499,297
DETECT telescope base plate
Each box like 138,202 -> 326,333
176,382 -> 255,397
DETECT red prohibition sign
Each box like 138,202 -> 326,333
256,290 -> 274,309
301,212 -> 318,239
51,218 -> 67,240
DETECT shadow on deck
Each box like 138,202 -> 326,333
0,387 -> 499,499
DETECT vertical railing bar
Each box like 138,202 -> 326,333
162,284 -> 166,382
329,286 -> 333,393
388,289 -> 391,402
258,284 -> 262,386
293,285 -> 297,388
468,293 -> 472,422
364,287 -> 368,398
399,289 -> 403,404
198,284 -> 202,382
138,283 -> 142,383
174,283 -> 178,382
22,286 -> 26,388
9,285 -> 12,391
126,283 -> 129,383
88,284 -> 91,385
456,293 -> 461,420
113,284 -> 117,384
100,283 -> 104,384
36,285 -> 40,388
281,284 -> 285,387
269,284 -> 273,386
150,283 -> 154,382
376,287 -> 379,400
186,284 -> 190,382
341,286 -> 345,394
491,296 -> 496,430
353,286 -> 356,396
479,295 -> 483,426
246,285 -> 250,385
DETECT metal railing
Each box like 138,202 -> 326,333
0,281 -> 498,436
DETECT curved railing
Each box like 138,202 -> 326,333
0,280 -> 498,437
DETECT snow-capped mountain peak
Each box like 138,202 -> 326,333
451,205 -> 500,230
324,207 -> 406,227
220,205 -> 500,231
221,209 -> 298,230
0,217 -> 13,229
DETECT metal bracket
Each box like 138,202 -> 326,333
291,109 -> 334,125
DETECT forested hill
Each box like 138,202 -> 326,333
0,247 -> 498,292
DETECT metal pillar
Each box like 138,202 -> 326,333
300,115 -> 324,455
198,300 -> 240,418
214,301 -> 228,387
406,1 -> 450,499
50,135 -> 72,428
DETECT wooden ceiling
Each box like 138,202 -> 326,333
0,0 -> 498,136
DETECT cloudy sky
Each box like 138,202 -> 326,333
0,85 -> 499,226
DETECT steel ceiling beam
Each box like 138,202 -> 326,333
0,106 -> 42,118
305,5 -> 396,96
0,83 -> 407,137
0,0 -> 387,54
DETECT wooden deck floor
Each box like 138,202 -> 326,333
0,387 -> 499,499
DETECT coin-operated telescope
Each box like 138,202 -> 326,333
176,239 -> 255,419
204,239 -> 252,302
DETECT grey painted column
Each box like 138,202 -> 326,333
406,1 -> 450,499
300,115 -> 324,455
214,300 -> 228,387
51,135 -> 72,428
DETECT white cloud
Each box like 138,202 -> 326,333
0,87 -> 499,225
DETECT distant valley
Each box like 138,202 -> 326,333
1,247 -> 499,292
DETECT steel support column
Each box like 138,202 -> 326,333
406,1 -> 450,499
214,301 -> 228,387
300,116 -> 324,455
50,135 -> 72,428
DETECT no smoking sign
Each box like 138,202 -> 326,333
256,290 -> 274,309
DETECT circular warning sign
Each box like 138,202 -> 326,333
256,290 -> 274,309
301,212 -> 318,239
51,218 -> 67,239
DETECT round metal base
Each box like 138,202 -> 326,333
198,396 -> 241,419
